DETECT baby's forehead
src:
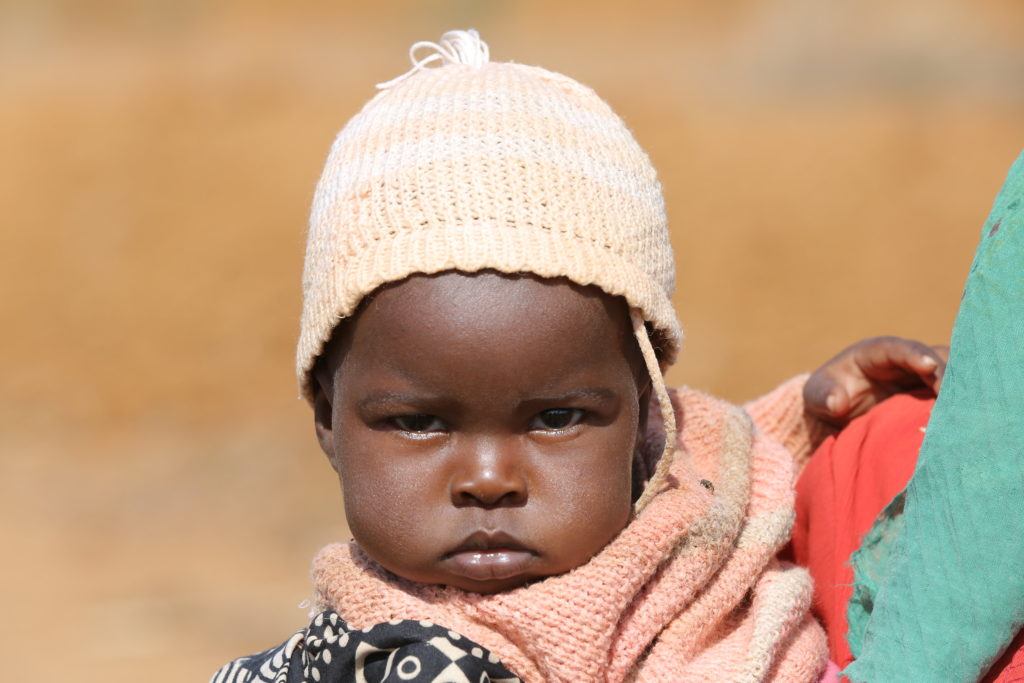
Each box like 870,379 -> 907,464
369,271 -> 627,321
321,271 -> 637,373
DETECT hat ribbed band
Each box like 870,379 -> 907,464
297,223 -> 681,398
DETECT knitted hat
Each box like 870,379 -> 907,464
297,30 -> 682,509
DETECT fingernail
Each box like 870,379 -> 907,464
826,394 -> 838,413
919,356 -> 938,369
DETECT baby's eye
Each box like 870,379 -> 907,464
391,414 -> 447,434
530,408 -> 585,431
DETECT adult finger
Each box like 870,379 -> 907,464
803,369 -> 854,425
855,336 -> 945,393
930,344 -> 950,392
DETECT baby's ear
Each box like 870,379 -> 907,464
311,369 -> 340,472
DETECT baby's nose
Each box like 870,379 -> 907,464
449,440 -> 528,509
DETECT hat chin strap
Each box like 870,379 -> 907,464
630,309 -> 678,512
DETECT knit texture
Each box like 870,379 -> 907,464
311,382 -> 828,682
296,48 -> 680,399
744,375 -> 837,474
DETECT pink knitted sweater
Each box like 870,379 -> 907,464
312,378 -> 829,682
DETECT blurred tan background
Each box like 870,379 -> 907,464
1,0 -> 1021,679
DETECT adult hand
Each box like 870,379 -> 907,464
804,336 -> 948,427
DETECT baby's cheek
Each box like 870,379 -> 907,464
342,490 -> 449,582
540,461 -> 633,569
337,456 -> 450,574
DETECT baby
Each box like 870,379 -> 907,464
212,30 -> 945,683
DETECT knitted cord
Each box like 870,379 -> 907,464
376,29 -> 490,90
631,308 -> 677,511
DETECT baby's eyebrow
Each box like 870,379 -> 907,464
357,392 -> 448,411
525,388 -> 617,404
356,388 -> 617,411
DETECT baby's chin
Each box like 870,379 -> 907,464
375,552 -> 560,595
356,521 -> 630,595
440,573 -> 542,594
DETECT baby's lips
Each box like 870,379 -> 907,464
443,529 -> 535,557
442,528 -> 539,582
444,548 -> 538,582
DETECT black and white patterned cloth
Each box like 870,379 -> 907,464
211,611 -> 520,683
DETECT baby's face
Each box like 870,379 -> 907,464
313,272 -> 648,593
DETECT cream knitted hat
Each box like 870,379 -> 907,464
298,30 -> 682,508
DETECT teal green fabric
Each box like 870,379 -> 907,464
846,490 -> 907,659
844,152 -> 1024,683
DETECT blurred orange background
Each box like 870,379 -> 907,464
1,1 -> 1021,679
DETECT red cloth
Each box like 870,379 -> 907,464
790,393 -> 1024,681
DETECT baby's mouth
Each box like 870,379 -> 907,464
442,530 -> 538,582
